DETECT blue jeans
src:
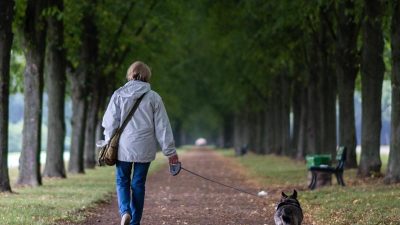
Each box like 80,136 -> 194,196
116,160 -> 151,225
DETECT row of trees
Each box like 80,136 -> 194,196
0,0 -> 399,193
197,0 -> 400,183
0,0 -> 171,191
180,0 -> 400,183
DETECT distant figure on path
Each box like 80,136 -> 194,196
102,61 -> 179,225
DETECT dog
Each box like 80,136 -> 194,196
274,190 -> 303,225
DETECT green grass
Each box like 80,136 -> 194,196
0,152 -> 169,225
219,149 -> 308,187
218,149 -> 400,225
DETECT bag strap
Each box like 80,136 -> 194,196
115,92 -> 147,135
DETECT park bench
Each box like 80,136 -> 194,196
308,146 -> 347,190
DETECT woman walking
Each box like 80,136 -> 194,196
102,61 -> 179,225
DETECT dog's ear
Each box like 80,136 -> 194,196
292,189 -> 298,199
281,192 -> 288,198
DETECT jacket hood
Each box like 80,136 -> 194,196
115,80 -> 151,98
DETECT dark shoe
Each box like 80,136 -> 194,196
121,213 -> 131,225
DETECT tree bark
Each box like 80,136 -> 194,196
43,0 -> 66,178
264,97 -> 276,154
306,49 -> 321,155
68,73 -> 87,173
336,0 -> 359,168
84,87 -> 100,169
256,111 -> 265,154
296,87 -> 308,159
321,71 -> 337,156
0,0 -> 14,192
359,0 -> 385,177
17,0 -> 47,187
291,79 -> 302,158
318,13 -> 337,156
280,73 -> 291,156
233,112 -> 248,151
69,7 -> 98,173
180,129 -> 188,146
384,0 -> 400,184
270,77 -> 283,155
222,114 -> 233,148
83,13 -> 99,169
247,111 -> 256,152
251,111 -> 263,153
242,111 -> 250,151
172,120 -> 182,147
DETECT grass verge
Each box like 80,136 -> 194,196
0,150 -> 178,225
218,149 -> 400,225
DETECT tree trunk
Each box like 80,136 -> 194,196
84,87 -> 100,169
318,14 -> 337,156
0,0 -> 14,192
242,111 -> 250,150
336,0 -> 359,168
323,72 -> 337,156
180,129 -> 187,146
384,0 -> 400,184
306,53 -> 320,155
172,120 -> 181,147
233,111 -> 248,151
264,101 -> 275,154
17,0 -> 47,187
280,73 -> 291,156
252,111 -> 262,153
68,74 -> 87,173
263,109 -> 271,154
296,87 -> 308,159
69,7 -> 98,173
359,0 -> 385,177
43,0 -> 66,178
291,79 -> 302,158
270,78 -> 283,155
233,113 -> 240,151
83,13 -> 99,169
222,114 -> 233,148
257,111 -> 265,154
217,125 -> 224,148
96,120 -> 104,143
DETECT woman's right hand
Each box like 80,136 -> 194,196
168,154 -> 179,165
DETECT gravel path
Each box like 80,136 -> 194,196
75,148 -> 300,225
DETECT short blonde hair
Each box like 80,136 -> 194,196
126,61 -> 152,82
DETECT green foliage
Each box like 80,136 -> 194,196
10,50 -> 25,93
13,0 -> 27,32
9,0 -> 395,142
64,0 -> 85,69
42,6 -> 63,20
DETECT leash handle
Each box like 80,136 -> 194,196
169,162 -> 182,176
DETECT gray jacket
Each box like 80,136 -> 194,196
101,80 -> 176,162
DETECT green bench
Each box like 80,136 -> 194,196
307,146 -> 347,190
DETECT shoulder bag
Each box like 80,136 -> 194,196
98,93 -> 146,166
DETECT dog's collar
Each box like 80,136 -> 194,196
276,201 -> 302,212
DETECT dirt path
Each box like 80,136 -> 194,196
78,148 -> 290,225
